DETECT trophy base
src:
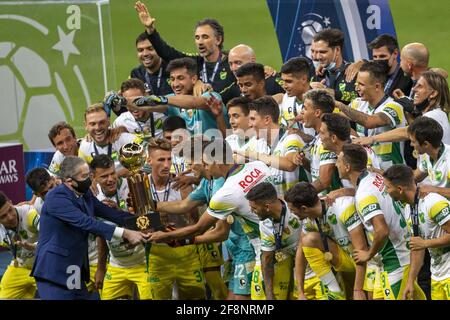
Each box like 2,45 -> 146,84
123,211 -> 164,232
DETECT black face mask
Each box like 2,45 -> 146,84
71,177 -> 92,194
415,98 -> 430,112
376,59 -> 390,73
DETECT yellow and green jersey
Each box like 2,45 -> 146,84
418,143 -> 450,188
417,192 -> 450,281
351,97 -> 406,170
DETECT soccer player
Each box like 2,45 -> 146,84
146,138 -> 206,300
148,139 -> 273,299
276,57 -> 315,139
220,44 -> 284,105
135,57 -> 228,137
335,61 -> 406,170
297,89 -> 341,195
409,117 -> 450,198
236,96 -> 307,195
155,136 -> 233,300
0,192 -> 39,299
78,104 -> 140,176
336,143 -> 425,300
130,32 -> 172,96
135,1 -> 234,92
91,155 -> 151,300
310,28 -> 358,104
225,97 -> 253,152
25,168 -> 58,215
285,182 -> 368,300
246,182 -> 303,300
113,78 -> 166,139
47,121 -> 79,176
235,62 -> 268,101
383,165 -> 450,300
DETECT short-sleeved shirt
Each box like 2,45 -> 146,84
309,136 -> 341,195
96,179 -> 146,268
302,197 -> 360,256
167,91 -> 229,136
246,129 -> 307,195
279,93 -> 316,137
78,132 -> 140,170
355,171 -> 410,271
189,177 -> 225,205
48,150 -> 65,176
0,205 -> 39,269
112,111 -> 165,139
207,161 -> 273,260
423,108 -> 450,145
417,193 -> 450,280
351,96 -> 406,170
260,200 -> 302,257
418,143 -> 450,188
225,134 -> 251,153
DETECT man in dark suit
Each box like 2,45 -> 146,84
31,156 -> 148,300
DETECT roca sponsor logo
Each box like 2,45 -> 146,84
238,168 -> 263,190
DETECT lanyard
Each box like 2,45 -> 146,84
325,63 -> 346,88
150,176 -> 171,203
144,67 -> 163,95
292,99 -> 303,129
225,164 -> 241,181
315,200 -> 330,252
384,64 -> 399,94
356,169 -> 369,188
207,179 -> 214,203
202,53 -> 221,84
269,128 -> 285,155
411,186 -> 420,237
274,200 -> 287,250
93,142 -> 112,157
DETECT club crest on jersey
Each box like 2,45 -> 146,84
238,168 -> 265,192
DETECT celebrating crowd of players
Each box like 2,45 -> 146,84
1,0 -> 449,300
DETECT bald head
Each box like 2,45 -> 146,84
228,44 -> 256,74
401,43 -> 429,68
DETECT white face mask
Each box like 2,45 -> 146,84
325,48 -> 337,72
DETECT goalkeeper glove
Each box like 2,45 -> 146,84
133,95 -> 168,107
103,91 -> 127,116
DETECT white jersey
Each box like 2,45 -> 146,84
48,150 -> 65,176
96,179 -> 147,268
351,96 -> 406,170
246,129 -> 306,195
418,144 -> 450,188
33,197 -> 44,215
78,132 -> 139,171
309,136 -> 341,195
423,108 -> 450,145
207,161 -> 273,260
355,171 -> 410,270
225,133 -> 251,152
417,193 -> 450,281
302,197 -> 361,256
260,200 -> 302,257
279,93 -> 316,137
112,111 -> 165,138
0,205 -> 39,269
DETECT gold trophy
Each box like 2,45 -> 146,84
119,142 -> 162,232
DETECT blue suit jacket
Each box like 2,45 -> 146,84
31,184 -> 130,287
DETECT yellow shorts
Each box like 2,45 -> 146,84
292,276 -> 325,300
334,247 -> 356,273
364,262 -> 383,298
197,242 -> 224,269
149,244 -> 205,300
251,255 -> 294,300
102,264 -> 152,300
0,265 -> 36,299
380,265 -> 426,300
431,277 -> 450,300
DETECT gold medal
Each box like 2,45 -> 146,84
324,251 -> 333,262
275,251 -> 284,263
412,149 -> 419,159
226,215 -> 234,225
13,259 -> 18,267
